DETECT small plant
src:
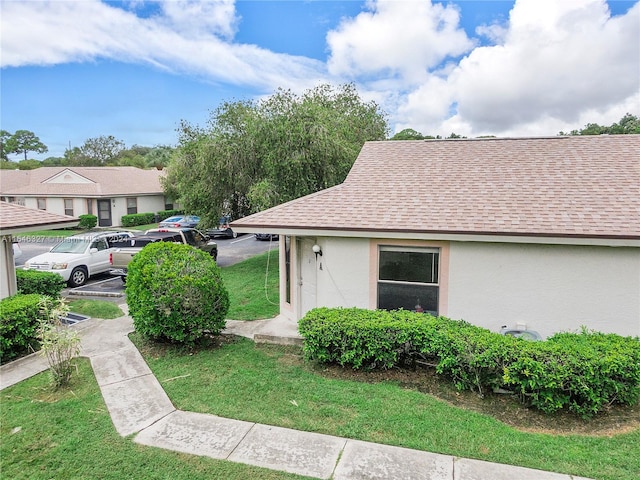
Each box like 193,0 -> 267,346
38,296 -> 81,388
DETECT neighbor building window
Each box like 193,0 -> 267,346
64,198 -> 74,216
86,199 -> 93,215
377,246 -> 439,315
126,197 -> 137,215
37,198 -> 46,210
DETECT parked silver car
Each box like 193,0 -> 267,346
158,215 -> 200,228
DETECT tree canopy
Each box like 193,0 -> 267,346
65,135 -> 126,166
164,83 -> 389,226
2,130 -> 48,161
559,113 -> 640,136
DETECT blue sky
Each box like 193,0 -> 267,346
1,0 -> 638,160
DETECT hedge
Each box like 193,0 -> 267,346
0,294 -> 45,363
298,307 -> 640,416
78,214 -> 98,229
16,269 -> 66,298
156,209 -> 182,220
121,212 -> 156,227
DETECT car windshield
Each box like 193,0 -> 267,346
162,217 -> 181,223
50,237 -> 91,254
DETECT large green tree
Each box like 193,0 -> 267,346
165,84 -> 388,226
66,135 -> 125,166
4,130 -> 48,161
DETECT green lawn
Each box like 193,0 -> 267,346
67,299 -> 124,319
133,336 -> 640,480
221,251 -> 280,320
0,359 -> 313,480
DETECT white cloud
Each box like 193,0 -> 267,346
393,0 -> 640,136
158,0 -> 238,40
0,0 -> 326,91
1,0 -> 638,139
326,0 -> 474,84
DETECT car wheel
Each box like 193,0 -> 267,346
68,267 -> 88,287
121,276 -> 126,285
210,250 -> 218,261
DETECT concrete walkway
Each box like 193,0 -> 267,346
1,311 -> 592,480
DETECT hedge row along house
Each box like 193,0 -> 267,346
232,135 -> 640,339
0,167 -> 172,227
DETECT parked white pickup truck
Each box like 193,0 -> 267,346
109,228 -> 218,281
23,230 -> 134,287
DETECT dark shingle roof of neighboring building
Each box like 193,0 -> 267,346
232,135 -> 640,240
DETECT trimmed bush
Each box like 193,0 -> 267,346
0,294 -> 45,363
16,269 -> 66,297
156,209 -> 182,220
78,214 -> 98,229
298,307 -> 640,416
121,212 -> 156,227
126,242 -> 229,345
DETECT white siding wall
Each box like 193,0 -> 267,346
313,237 -> 371,311
447,242 -> 640,338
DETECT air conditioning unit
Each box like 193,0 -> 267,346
499,325 -> 542,341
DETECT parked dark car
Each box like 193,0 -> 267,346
158,215 -> 200,228
255,233 -> 279,241
207,215 -> 238,238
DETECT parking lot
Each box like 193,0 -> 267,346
15,233 -> 279,297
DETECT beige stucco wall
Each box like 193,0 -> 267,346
314,237 -> 371,309
287,236 -> 639,339
446,242 -> 640,338
19,195 -> 167,227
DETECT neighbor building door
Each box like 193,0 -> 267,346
97,199 -> 112,226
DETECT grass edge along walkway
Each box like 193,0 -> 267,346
134,335 -> 640,480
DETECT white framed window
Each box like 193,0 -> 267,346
377,246 -> 440,315
64,198 -> 74,216
126,197 -> 137,215
37,198 -> 46,210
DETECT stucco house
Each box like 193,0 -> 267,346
0,202 -> 78,299
231,135 -> 640,339
0,166 -> 173,227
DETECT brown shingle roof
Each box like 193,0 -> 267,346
0,167 -> 165,197
0,201 -> 78,235
232,135 -> 640,240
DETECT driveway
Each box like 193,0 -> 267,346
61,234 -> 278,297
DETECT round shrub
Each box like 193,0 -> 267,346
126,242 -> 229,344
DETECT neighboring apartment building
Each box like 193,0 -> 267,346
0,166 -> 173,227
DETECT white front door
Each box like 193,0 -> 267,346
298,238 -> 317,319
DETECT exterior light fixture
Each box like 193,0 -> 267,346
312,244 -> 322,259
